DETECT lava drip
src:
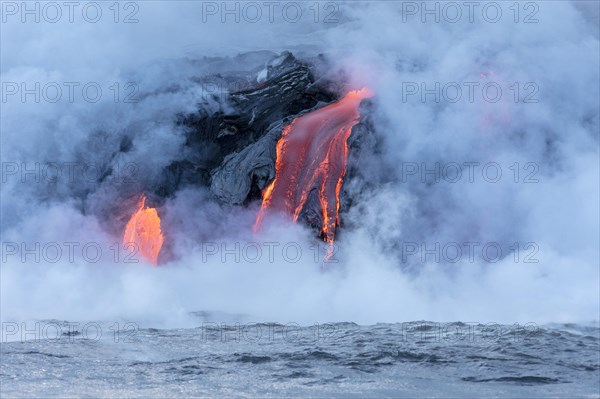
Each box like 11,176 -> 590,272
255,88 -> 373,245
123,195 -> 164,265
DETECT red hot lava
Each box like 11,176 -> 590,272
123,195 -> 164,265
255,88 -> 373,245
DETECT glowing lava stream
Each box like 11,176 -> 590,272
254,88 -> 373,245
123,195 -> 164,265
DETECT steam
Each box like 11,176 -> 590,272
1,1 -> 598,327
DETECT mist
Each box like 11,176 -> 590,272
1,1 -> 598,328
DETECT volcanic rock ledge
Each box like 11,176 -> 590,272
166,51 -> 338,203
164,51 -> 376,237
209,120 -> 283,204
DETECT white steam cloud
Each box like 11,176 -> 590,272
1,1 -> 598,327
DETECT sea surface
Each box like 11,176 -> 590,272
1,320 -> 599,398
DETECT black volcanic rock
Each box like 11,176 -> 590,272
81,51 -> 376,242
141,51 -> 378,240
157,51 -> 336,201
209,120 -> 283,204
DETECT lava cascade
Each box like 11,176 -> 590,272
123,195 -> 164,265
255,88 -> 373,244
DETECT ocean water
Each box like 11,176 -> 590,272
2,320 -> 598,398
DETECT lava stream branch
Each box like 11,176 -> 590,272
255,88 -> 373,244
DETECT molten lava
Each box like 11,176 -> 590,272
123,195 -> 164,265
255,88 -> 373,245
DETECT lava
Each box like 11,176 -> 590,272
123,195 -> 164,265
254,88 -> 373,245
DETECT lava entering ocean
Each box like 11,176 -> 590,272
255,88 -> 373,245
123,195 -> 164,265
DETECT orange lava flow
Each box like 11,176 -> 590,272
254,88 -> 373,245
123,195 -> 164,265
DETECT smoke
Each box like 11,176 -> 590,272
1,1 -> 598,327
